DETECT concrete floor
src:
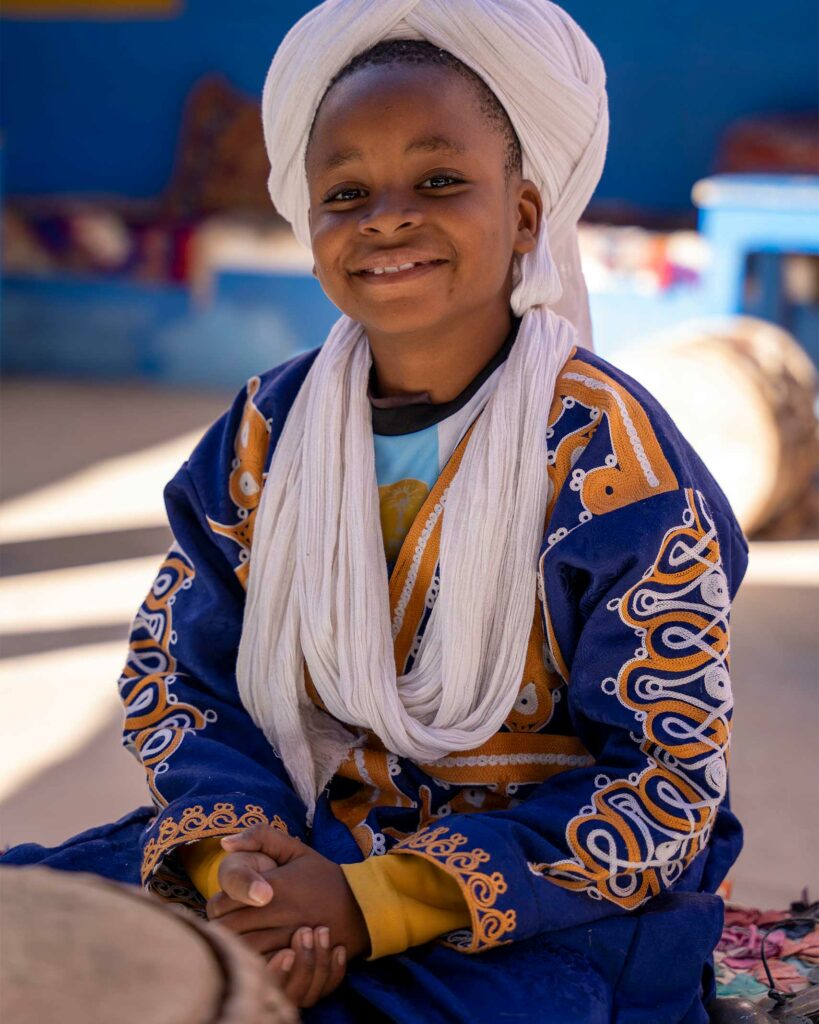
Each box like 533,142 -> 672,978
1,376 -> 817,910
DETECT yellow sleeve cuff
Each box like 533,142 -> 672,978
178,837 -> 228,900
341,852 -> 470,960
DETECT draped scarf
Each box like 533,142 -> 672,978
237,0 -> 609,818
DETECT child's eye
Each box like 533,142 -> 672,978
419,174 -> 463,189
324,186 -> 366,203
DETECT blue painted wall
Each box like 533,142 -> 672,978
1,0 -> 816,211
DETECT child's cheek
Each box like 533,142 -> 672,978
310,224 -> 347,287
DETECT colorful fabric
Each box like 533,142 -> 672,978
714,902 -> 819,1002
236,306 -> 576,818
182,341 -> 511,941
247,0 -> 612,822
1,344 -> 748,1023
372,321 -> 514,567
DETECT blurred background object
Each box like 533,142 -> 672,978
616,316 -> 818,538
0,0 -> 817,971
0,865 -> 298,1024
2,0 -> 819,384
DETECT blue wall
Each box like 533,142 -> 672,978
1,0 -> 816,212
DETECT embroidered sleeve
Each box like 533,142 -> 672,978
392,487 -> 748,952
531,488 -> 743,907
119,380 -> 308,904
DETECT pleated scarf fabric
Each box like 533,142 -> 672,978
237,0 -> 609,818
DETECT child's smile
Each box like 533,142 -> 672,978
350,252 -> 449,283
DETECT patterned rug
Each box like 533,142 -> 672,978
715,892 -> 819,1004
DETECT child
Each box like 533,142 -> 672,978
2,3 -> 748,1022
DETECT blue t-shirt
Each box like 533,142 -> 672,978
370,318 -> 519,567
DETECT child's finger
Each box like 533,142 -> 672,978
268,947 -> 296,992
322,944 -> 347,997
279,927 -> 317,1006
206,890 -> 245,919
300,928 -> 333,1008
221,826 -> 303,865
212,903 -> 285,937
216,851 -> 274,907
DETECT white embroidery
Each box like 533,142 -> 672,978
562,372 -> 659,488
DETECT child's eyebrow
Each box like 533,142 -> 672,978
321,135 -> 466,172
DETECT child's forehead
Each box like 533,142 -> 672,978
307,63 -> 492,164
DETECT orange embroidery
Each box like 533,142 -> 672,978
503,603 -> 564,732
207,376 -> 271,587
545,358 -> 678,524
531,490 -> 732,909
394,826 -> 516,952
388,422 -> 477,674
538,355 -> 679,682
418,733 -> 592,788
141,802 -> 288,884
121,551 -> 214,807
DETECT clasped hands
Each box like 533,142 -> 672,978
205,825 -> 370,1008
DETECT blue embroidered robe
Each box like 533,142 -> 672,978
2,344 -> 748,1024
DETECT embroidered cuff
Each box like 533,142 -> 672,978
392,824 -> 523,953
141,800 -> 290,885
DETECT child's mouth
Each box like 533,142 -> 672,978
353,259 -> 448,283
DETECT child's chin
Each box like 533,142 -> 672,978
355,299 -> 454,337
340,285 -> 455,332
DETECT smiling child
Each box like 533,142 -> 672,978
2,4 -> 749,1023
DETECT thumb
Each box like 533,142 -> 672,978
220,824 -> 302,863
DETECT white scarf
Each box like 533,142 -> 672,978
237,0 -> 609,818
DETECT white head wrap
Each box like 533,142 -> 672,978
262,0 -> 608,344
238,0 -> 609,817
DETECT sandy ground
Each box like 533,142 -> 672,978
1,376 -> 817,910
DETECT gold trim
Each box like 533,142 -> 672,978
141,802 -> 288,884
388,421 -> 477,673
532,490 -> 730,909
393,826 -> 516,953
418,732 -> 592,786
207,376 -> 270,588
121,550 -> 211,807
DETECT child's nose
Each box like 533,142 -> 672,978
358,193 -> 423,236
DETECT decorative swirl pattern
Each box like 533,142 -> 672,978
394,826 -> 517,952
207,376 -> 271,587
120,549 -> 216,806
530,489 -> 733,909
141,802 -> 288,884
543,361 -> 678,545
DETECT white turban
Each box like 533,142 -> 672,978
261,0 -> 608,345
239,1 -> 610,816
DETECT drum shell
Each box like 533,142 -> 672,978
0,865 -> 298,1024
615,316 -> 819,537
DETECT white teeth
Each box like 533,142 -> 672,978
364,260 -> 436,276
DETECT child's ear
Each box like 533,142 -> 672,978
306,209 -> 318,277
513,180 -> 542,256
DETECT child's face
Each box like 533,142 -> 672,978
305,63 -> 538,338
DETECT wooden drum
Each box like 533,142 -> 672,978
0,866 -> 298,1024
615,316 -> 818,537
